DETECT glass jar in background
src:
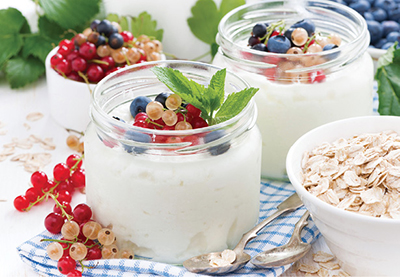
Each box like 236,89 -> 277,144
85,61 -> 262,263
214,0 -> 374,180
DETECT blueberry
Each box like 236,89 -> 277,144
108,33 -> 124,49
112,116 -> 125,123
90,19 -> 100,31
95,35 -> 106,47
387,4 -> 400,21
363,12 -> 374,21
367,20 -> 384,44
350,0 -> 371,13
323,44 -> 340,59
267,35 -> 291,53
382,41 -> 395,48
330,0 -> 346,4
375,0 -> 397,13
382,20 -> 400,37
252,23 -> 267,38
96,20 -> 114,37
248,36 -> 260,47
291,19 -> 315,36
370,7 -> 387,22
251,43 -> 268,51
130,96 -> 151,118
123,130 -> 151,154
386,31 -> 400,41
154,92 -> 172,108
284,27 -> 295,46
374,38 -> 388,47
204,130 -> 230,156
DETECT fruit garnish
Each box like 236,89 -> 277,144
150,67 -> 259,125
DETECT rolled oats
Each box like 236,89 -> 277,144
301,131 -> 400,218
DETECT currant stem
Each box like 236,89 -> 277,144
77,71 -> 92,94
303,33 -> 317,53
48,194 -> 74,221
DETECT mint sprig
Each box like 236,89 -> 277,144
187,0 -> 245,60
375,43 -> 400,115
151,67 -> 259,125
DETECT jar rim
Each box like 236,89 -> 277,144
90,60 -> 258,151
217,0 -> 369,69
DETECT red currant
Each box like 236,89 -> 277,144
73,204 -> 92,223
70,168 -> 85,189
59,39 -> 74,51
54,163 -> 70,181
135,112 -> 148,122
57,190 -> 72,203
191,117 -> 209,129
55,59 -> 72,75
183,135 -> 200,145
71,57 -> 87,72
53,202 -> 72,217
66,72 -> 83,82
87,64 -> 104,83
67,269 -> 82,277
50,53 -> 64,68
45,212 -> 65,234
166,136 -> 183,143
66,50 -> 80,62
86,246 -> 102,260
55,180 -> 74,195
309,70 -> 326,83
99,56 -> 115,71
66,154 -> 82,169
25,187 -> 42,203
14,195 -> 29,211
31,171 -> 48,190
57,256 -> 76,274
186,104 -> 201,117
79,42 -> 97,60
58,45 -> 74,57
120,30 -> 134,42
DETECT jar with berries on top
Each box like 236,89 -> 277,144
84,60 -> 262,263
213,0 -> 374,180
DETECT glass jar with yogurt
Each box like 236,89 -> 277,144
213,0 -> 374,180
84,61 -> 262,263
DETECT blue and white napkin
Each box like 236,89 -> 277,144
17,181 -> 320,277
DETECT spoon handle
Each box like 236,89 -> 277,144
233,194 -> 303,254
288,210 -> 310,245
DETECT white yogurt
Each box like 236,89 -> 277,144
85,121 -> 261,263
214,52 -> 374,179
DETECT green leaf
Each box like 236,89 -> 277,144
187,0 -> 220,45
211,42 -> 219,58
22,34 -> 55,63
375,44 -> 400,116
219,0 -> 245,18
106,14 -> 129,32
214,87 -> 259,123
205,68 -> 226,112
151,67 -> 207,113
0,8 -> 28,67
38,0 -> 100,29
38,16 -> 66,41
130,11 -> 164,41
5,56 -> 45,89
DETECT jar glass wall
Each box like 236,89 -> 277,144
214,0 -> 374,180
85,61 -> 262,263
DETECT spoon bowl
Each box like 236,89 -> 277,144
251,211 -> 311,268
183,193 -> 304,274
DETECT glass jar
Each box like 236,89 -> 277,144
85,61 -> 262,263
213,0 -> 374,180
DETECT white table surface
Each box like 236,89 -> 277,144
0,75 -> 333,277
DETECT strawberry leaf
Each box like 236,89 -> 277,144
5,56 -> 45,89
130,12 -> 163,41
22,34 -> 55,63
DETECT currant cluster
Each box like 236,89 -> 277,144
248,19 -> 342,84
44,203 -> 134,276
50,19 -> 163,84
123,92 -> 208,144
13,154 -> 85,212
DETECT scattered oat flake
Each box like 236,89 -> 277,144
319,261 -> 340,270
0,155 -> 7,162
298,263 -> 319,274
313,251 -> 335,263
221,249 -> 236,264
337,270 -> 351,277
23,123 -> 31,130
317,267 -> 330,277
26,112 -> 44,121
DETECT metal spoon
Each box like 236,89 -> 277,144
182,193 -> 304,274
251,210 -> 311,268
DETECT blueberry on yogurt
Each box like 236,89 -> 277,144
130,95 -> 151,118
204,130 -> 230,156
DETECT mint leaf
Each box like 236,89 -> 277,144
5,56 -> 45,89
151,67 -> 207,113
205,68 -> 225,112
214,87 -> 259,124
106,14 -> 129,32
375,44 -> 400,115
39,0 -> 100,29
0,8 -> 28,67
130,12 -> 164,41
22,34 -> 55,63
188,0 -> 245,58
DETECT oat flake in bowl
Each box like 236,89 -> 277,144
286,116 -> 400,276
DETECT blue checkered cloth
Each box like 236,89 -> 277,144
17,181 -> 320,277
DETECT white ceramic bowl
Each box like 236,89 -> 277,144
286,116 -> 400,276
45,47 -> 95,132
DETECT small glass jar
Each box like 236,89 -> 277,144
85,61 -> 261,263
214,0 -> 374,180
